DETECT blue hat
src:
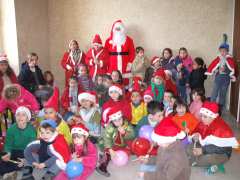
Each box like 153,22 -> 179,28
219,34 -> 229,51
40,119 -> 57,129
63,111 -> 75,122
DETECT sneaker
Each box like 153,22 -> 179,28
206,165 -> 218,175
96,166 -> 110,177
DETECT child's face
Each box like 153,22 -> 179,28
69,79 -> 78,88
144,96 -> 153,104
16,112 -> 28,129
70,41 -> 78,51
201,114 -> 214,125
97,76 -> 103,85
163,92 -> 172,103
0,62 -> 8,73
169,97 -> 176,108
176,105 -> 187,116
39,128 -> 55,142
153,76 -> 163,85
219,48 -> 228,57
179,50 -> 188,59
131,92 -> 142,104
163,50 -> 171,59
111,71 -> 120,83
112,117 -> 123,127
44,108 -> 57,120
192,60 -> 199,70
137,50 -> 144,58
93,44 -> 100,51
79,66 -> 87,76
45,74 -> 53,82
73,134 -> 85,145
192,92 -> 201,102
109,90 -> 120,101
149,111 -> 164,122
80,99 -> 93,109
28,56 -> 38,68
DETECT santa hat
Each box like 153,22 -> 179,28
0,53 -> 8,63
92,34 -> 102,46
143,89 -> 154,100
107,106 -> 123,122
40,119 -> 57,129
108,84 -> 123,95
15,106 -> 31,121
78,91 -> 97,104
219,34 -> 229,51
131,76 -> 142,94
71,123 -> 89,137
153,68 -> 166,80
68,39 -> 79,49
200,101 -> 219,119
164,70 -> 172,77
151,117 -> 186,144
44,87 -> 59,112
151,56 -> 160,65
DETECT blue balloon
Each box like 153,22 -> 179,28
66,160 -> 84,179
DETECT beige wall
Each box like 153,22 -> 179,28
48,0 -> 234,96
14,0 -> 49,71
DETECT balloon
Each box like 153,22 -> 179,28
139,125 -> 153,142
131,137 -> 151,156
112,150 -> 129,166
66,160 -> 84,179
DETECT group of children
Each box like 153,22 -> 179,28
0,33 -> 239,180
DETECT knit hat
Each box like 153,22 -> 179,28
151,117 -> 186,144
15,106 -> 31,121
0,53 -> 8,63
71,123 -> 89,137
219,34 -> 229,52
200,101 -> 219,119
108,84 -> 123,95
44,87 -> 59,112
40,119 -> 57,129
92,34 -> 102,46
107,106 -> 123,122
78,91 -> 97,104
143,89 -> 154,100
153,68 -> 166,80
151,56 -> 160,65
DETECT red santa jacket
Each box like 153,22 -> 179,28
85,47 -> 109,80
105,36 -> 135,77
0,72 -> 18,99
192,116 -> 238,148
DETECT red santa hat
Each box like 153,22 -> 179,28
200,101 -> 219,119
108,84 -> 123,95
0,53 -> 8,63
131,76 -> 142,94
71,123 -> 89,137
151,56 -> 160,65
143,89 -> 154,100
44,87 -> 59,112
151,117 -> 186,144
92,34 -> 102,46
78,91 -> 97,104
107,106 -> 123,122
153,68 -> 166,80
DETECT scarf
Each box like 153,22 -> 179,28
39,139 -> 53,163
151,81 -> 164,102
79,107 -> 97,123
71,49 -> 82,63
69,86 -> 78,107
219,55 -> 227,67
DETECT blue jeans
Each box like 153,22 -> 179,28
177,85 -> 187,103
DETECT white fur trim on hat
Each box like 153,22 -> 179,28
144,95 -> 153,100
108,85 -> 123,95
0,55 -> 8,62
71,127 -> 89,137
109,110 -> 123,122
78,92 -> 96,104
200,107 -> 218,119
152,57 -> 160,65
15,106 -> 31,121
151,130 -> 186,144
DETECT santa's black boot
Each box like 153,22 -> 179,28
96,153 -> 111,177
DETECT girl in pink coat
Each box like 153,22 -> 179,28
54,124 -> 97,180
0,84 -> 39,113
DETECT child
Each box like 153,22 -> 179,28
163,90 -> 173,111
0,106 -> 36,178
172,98 -> 199,134
174,47 -> 193,72
96,106 -> 135,177
146,68 -> 165,102
61,40 -> 86,87
188,101 -> 238,174
189,88 -> 205,120
85,34 -> 109,81
144,117 -> 190,180
165,95 -> 177,117
43,70 -> 55,87
172,59 -> 189,103
205,34 -> 236,111
61,76 -> 82,114
44,87 -> 72,145
164,70 -> 178,96
131,46 -> 149,79
143,89 -> 154,105
54,124 -> 98,180
144,56 -> 161,86
77,64 -> 95,91
0,84 -> 39,113
101,84 -> 131,127
160,48 -> 175,70
189,57 -> 207,92
0,54 -> 18,99
111,70 -> 123,85
78,91 -> 101,142
23,119 -> 71,179
18,52 -> 46,95
95,74 -> 106,107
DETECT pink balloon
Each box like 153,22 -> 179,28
112,150 -> 129,167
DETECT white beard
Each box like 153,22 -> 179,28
112,31 -> 126,46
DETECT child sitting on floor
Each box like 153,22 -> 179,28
189,88 -> 205,120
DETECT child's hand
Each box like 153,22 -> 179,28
1,153 -> 10,161
193,148 -> 202,156
118,127 -> 126,135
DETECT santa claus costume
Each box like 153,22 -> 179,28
61,40 -> 86,87
105,20 -> 135,85
189,101 -> 239,172
86,34 -> 109,81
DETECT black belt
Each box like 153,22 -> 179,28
109,52 -> 129,56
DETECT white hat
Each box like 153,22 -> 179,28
15,106 -> 31,121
